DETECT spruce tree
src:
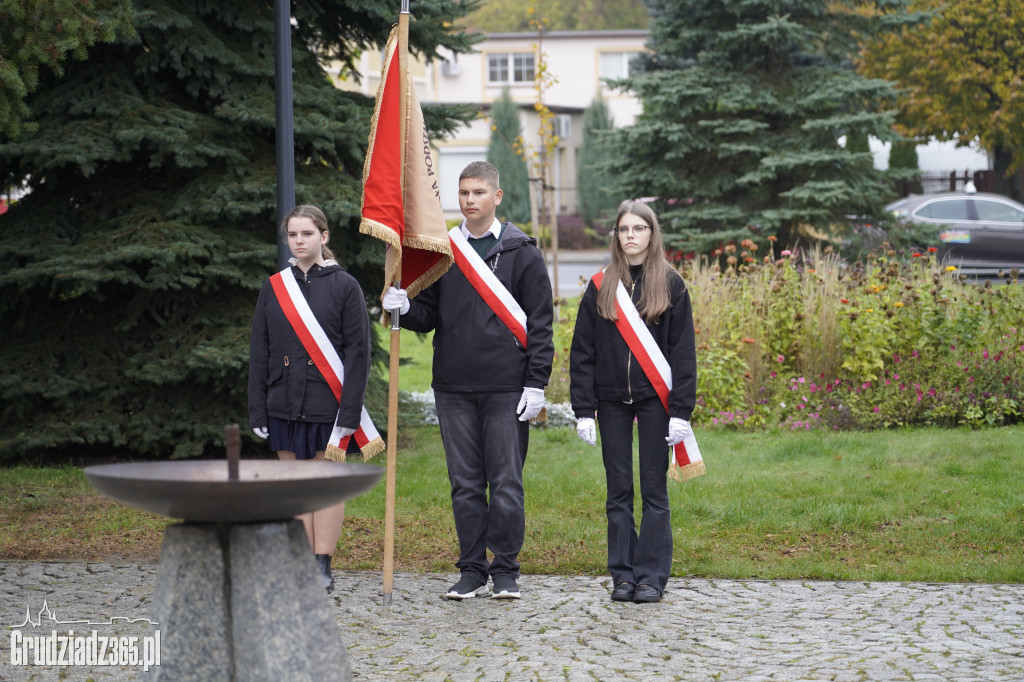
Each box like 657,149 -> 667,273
0,0 -> 134,139
889,140 -> 922,196
486,88 -> 531,225
609,0 -> 910,253
0,1 -> 477,460
576,95 -> 618,230
845,131 -> 870,155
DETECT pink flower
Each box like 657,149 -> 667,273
873,406 -> 880,413
776,354 -> 785,363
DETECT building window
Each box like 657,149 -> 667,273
599,51 -> 640,81
488,53 -> 535,84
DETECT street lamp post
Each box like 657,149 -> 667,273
274,0 -> 296,269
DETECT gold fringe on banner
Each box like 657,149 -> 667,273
360,436 -> 386,461
325,444 -> 347,463
325,435 -> 386,463
674,460 -> 706,482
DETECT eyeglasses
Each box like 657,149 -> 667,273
614,225 -> 650,236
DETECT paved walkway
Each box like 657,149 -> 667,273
2,562 -> 1023,680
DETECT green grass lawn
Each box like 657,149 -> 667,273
331,422 -> 1024,583
2,327 -> 1021,584
2,423 -> 1022,583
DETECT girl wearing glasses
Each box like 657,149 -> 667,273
569,201 -> 697,604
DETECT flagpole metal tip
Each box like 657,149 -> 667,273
382,592 -> 393,606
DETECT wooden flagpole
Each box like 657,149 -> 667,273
382,0 -> 410,607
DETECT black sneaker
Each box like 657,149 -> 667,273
445,575 -> 489,600
491,574 -> 521,599
611,581 -> 636,602
633,584 -> 663,603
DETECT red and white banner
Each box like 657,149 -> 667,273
359,26 -> 453,308
269,269 -> 384,461
449,227 -> 528,347
592,272 -> 704,480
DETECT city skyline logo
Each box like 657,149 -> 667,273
7,600 -> 161,671
12,599 -> 159,629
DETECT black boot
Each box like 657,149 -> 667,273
315,553 -> 334,593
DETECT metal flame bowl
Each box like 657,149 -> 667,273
84,460 -> 384,523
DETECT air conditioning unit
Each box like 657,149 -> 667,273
440,60 -> 461,77
553,114 -> 571,141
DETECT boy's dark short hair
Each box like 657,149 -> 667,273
460,161 -> 500,189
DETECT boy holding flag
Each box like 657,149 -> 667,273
383,161 -> 554,600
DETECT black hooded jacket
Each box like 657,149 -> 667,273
570,263 -> 696,420
401,223 -> 555,393
248,262 -> 371,429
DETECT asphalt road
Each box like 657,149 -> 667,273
546,249 -> 608,299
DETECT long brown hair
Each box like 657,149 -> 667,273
280,204 -> 335,261
596,201 -> 672,324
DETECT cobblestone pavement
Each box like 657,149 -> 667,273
2,562 -> 1023,681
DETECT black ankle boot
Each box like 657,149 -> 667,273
315,553 -> 334,593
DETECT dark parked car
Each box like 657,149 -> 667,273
885,189 -> 1024,276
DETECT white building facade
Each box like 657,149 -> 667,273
334,30 -> 648,219
331,29 -> 992,222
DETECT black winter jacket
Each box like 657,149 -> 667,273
570,263 -> 697,420
248,263 -> 371,429
401,223 -> 555,393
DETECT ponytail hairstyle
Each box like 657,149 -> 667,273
596,201 -> 672,324
280,204 -> 335,261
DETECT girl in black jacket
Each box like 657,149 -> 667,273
248,204 -> 372,593
569,201 -> 696,604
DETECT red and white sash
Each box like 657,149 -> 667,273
449,227 -> 528,347
269,268 -> 384,461
592,271 -> 704,480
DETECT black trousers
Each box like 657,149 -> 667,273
597,397 -> 672,591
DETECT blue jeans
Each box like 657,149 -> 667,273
434,390 -> 528,581
597,397 -> 672,591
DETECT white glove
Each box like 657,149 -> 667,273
666,417 -> 691,447
382,286 -> 410,315
576,417 -> 596,446
253,426 -> 268,439
517,387 -> 545,421
337,426 -> 357,438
